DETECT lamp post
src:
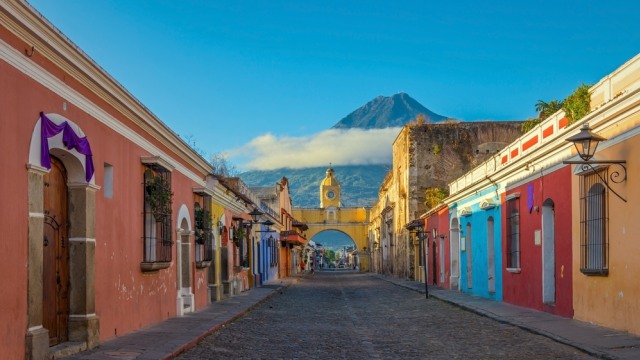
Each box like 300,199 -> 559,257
563,123 -> 627,202
406,220 -> 429,299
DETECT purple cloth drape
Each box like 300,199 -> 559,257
527,183 -> 534,213
40,112 -> 94,182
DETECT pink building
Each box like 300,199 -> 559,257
0,2 -> 218,358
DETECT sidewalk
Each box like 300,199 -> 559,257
64,278 -> 297,360
370,273 -> 640,360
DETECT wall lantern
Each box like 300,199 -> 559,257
563,123 -> 627,202
248,207 -> 264,223
405,220 -> 429,299
261,219 -> 275,232
565,123 -> 607,161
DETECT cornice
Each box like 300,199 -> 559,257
0,25 -> 210,185
211,183 -> 247,214
0,1 -> 211,173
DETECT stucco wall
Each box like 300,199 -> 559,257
572,131 -> 640,335
1,11 -> 212,357
455,188 -> 503,300
502,166 -> 573,317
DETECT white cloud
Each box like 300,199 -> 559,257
228,127 -> 402,170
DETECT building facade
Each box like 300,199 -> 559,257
369,121 -> 524,280
0,2 -> 231,358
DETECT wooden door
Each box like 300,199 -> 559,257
43,156 -> 70,346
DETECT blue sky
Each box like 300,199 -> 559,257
27,0 -> 640,170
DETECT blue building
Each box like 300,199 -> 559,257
449,187 -> 503,301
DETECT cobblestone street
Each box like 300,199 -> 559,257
178,272 -> 595,359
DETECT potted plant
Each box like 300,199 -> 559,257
145,174 -> 173,220
232,227 -> 245,246
194,206 -> 211,245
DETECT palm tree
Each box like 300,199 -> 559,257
535,99 -> 564,120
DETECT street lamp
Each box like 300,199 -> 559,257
248,207 -> 263,223
405,220 -> 429,299
565,123 -> 607,161
563,123 -> 627,202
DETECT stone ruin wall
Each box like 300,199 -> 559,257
409,121 -> 524,218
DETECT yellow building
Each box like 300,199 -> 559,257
292,166 -> 371,270
566,53 -> 640,336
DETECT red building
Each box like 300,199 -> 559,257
502,166 -> 573,317
423,205 -> 452,289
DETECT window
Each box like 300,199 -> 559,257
506,196 -> 520,269
142,166 -> 172,265
580,169 -> 608,275
194,195 -> 213,264
103,163 -> 113,198
269,235 -> 278,267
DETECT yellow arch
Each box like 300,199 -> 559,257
292,206 -> 371,271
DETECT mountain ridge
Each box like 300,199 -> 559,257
332,92 -> 448,129
240,165 -> 389,208
240,93 -> 445,207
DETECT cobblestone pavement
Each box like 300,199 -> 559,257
177,272 -> 596,359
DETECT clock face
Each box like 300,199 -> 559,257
326,190 -> 335,199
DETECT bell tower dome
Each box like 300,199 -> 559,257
320,164 -> 341,208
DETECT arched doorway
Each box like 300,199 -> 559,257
487,217 -> 496,294
450,217 -> 460,290
176,206 -> 194,315
465,222 -> 473,289
542,199 -> 556,304
43,156 -> 69,346
27,113 -> 100,357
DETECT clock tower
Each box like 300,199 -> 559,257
320,165 -> 341,208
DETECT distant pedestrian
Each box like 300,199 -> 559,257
300,260 -> 306,273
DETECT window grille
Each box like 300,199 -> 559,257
269,236 -> 278,267
580,169 -> 609,275
143,166 -> 172,263
506,197 -> 520,269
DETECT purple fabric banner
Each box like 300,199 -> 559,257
527,183 -> 534,213
40,112 -> 94,182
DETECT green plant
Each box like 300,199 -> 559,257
145,174 -> 172,220
424,187 -> 448,209
563,83 -> 591,124
433,143 -> 441,155
194,207 -> 211,244
233,227 -> 245,244
521,118 -> 542,133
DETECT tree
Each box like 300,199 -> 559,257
326,249 -> 336,263
424,187 -> 448,209
563,83 -> 591,124
535,99 -> 564,120
210,152 -> 238,177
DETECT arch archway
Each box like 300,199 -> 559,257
26,113 -> 99,357
176,205 -> 194,315
311,229 -> 357,269
450,217 -> 460,290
